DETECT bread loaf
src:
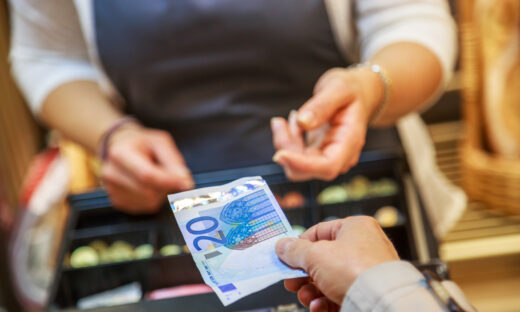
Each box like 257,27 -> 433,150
477,0 -> 520,158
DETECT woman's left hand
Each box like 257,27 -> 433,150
271,67 -> 384,181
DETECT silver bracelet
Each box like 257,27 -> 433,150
348,62 -> 391,124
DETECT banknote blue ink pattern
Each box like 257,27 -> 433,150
221,190 -> 286,250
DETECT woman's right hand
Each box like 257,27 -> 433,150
101,124 -> 194,214
275,216 -> 400,311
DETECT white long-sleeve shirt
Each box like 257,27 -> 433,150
8,0 -> 457,114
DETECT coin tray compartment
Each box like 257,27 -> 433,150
57,253 -> 201,307
57,223 -> 203,307
314,159 -> 402,208
319,195 -> 401,219
69,229 -> 154,252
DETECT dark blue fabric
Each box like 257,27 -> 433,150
94,0 -> 348,173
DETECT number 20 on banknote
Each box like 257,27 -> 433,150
186,216 -> 227,251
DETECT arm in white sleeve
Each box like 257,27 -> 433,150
8,0 -> 98,115
355,0 -> 457,107
341,261 -> 475,312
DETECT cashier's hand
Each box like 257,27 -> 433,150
102,125 -> 194,214
271,67 -> 384,181
276,216 -> 400,312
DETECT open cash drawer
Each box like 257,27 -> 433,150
47,128 -> 442,311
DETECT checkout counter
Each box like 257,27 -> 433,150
47,127 -> 446,311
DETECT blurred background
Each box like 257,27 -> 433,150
1,0 -> 520,311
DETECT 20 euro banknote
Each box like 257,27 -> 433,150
168,177 -> 306,306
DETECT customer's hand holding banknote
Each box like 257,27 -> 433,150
276,216 -> 400,312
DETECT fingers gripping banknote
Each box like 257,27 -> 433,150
168,177 -> 306,306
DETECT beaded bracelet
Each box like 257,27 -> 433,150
98,116 -> 139,161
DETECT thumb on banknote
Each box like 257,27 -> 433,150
275,238 -> 314,270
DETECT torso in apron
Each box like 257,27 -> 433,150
94,0 -> 348,173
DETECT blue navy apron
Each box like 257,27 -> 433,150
94,0 -> 349,173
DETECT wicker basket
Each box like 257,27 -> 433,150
459,0 -> 520,214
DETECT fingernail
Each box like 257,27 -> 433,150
272,152 -> 286,166
271,117 -> 282,129
288,110 -> 298,127
297,110 -> 316,128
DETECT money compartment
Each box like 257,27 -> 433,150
53,217 -> 204,308
48,156 -> 437,310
